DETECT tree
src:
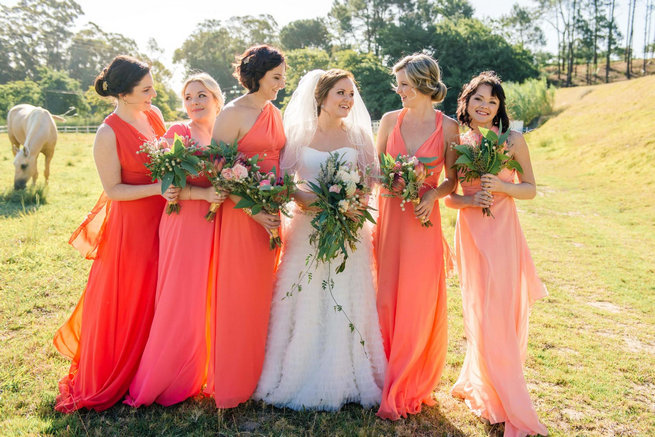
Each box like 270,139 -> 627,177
625,0 -> 637,78
606,0 -> 617,82
174,15 -> 280,100
280,19 -> 331,52
0,80 -> 43,120
67,23 -> 140,89
495,4 -> 546,49
37,67 -> 88,115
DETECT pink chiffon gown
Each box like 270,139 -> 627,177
209,102 -> 285,408
125,123 -> 217,407
451,131 -> 548,436
375,108 -> 449,420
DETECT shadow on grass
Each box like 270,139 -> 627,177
39,396 -> 466,436
0,185 -> 47,217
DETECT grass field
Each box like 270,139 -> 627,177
1,76 -> 654,436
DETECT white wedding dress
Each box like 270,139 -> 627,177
254,146 -> 387,411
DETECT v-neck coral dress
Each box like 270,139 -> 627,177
451,130 -> 548,437
209,102 -> 286,408
125,123 -> 218,407
53,109 -> 166,412
375,108 -> 449,420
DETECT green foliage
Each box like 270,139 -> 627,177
83,86 -> 113,119
0,80 -> 43,120
37,67 -> 89,116
279,48 -> 331,108
280,19 -> 331,52
504,77 -> 555,126
173,15 -> 279,100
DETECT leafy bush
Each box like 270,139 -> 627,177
504,78 -> 555,126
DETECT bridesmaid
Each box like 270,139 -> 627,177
125,73 -> 226,407
445,71 -> 548,436
374,54 -> 459,420
53,55 -> 176,412
209,44 -> 286,408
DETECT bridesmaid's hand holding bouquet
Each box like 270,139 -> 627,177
452,122 -> 523,217
379,152 -> 437,227
231,169 -> 297,249
199,139 -> 260,221
139,133 -> 203,214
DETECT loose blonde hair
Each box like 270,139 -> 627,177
182,72 -> 225,112
393,54 -> 447,103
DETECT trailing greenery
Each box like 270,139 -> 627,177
504,77 -> 555,126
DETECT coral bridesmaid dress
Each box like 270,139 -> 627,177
125,123 -> 217,407
210,102 -> 285,408
53,109 -> 166,412
375,108 -> 449,420
451,130 -> 548,437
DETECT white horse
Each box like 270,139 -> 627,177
8,104 -> 63,190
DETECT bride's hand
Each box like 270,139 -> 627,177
249,211 -> 281,230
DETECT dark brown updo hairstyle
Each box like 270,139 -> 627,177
94,55 -> 150,98
315,69 -> 356,116
233,44 -> 285,93
457,71 -> 510,132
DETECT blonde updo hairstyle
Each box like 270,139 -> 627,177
393,54 -> 447,103
182,72 -> 225,115
314,68 -> 356,116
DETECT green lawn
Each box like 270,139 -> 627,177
1,76 -> 654,436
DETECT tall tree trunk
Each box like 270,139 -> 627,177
606,0 -> 616,83
567,0 -> 577,86
593,0 -> 599,82
645,0 -> 653,73
627,0 -> 637,79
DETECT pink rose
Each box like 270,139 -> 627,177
232,163 -> 249,180
221,168 -> 234,180
259,179 -> 271,187
329,184 -> 341,193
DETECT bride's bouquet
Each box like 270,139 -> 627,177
139,133 -> 203,214
379,153 -> 436,227
199,139 -> 260,221
305,151 -> 375,274
452,122 -> 523,217
232,168 -> 297,249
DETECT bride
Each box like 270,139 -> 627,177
254,69 -> 386,410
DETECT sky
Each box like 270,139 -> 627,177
6,0 -> 653,89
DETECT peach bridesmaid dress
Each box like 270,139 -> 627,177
53,109 -> 166,412
451,130 -> 548,436
375,108 -> 449,420
125,123 -> 217,407
209,102 -> 285,408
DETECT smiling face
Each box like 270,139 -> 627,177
256,64 -> 286,101
121,72 -> 157,111
394,68 -> 420,108
320,77 -> 356,119
183,81 -> 219,121
466,84 -> 499,128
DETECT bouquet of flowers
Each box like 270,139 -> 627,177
139,133 -> 203,214
379,153 -> 437,227
452,121 -> 523,217
305,152 -> 375,274
232,168 -> 297,249
199,140 -> 260,221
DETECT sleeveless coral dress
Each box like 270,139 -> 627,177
53,109 -> 166,412
375,108 -> 449,420
209,102 -> 285,408
451,130 -> 548,437
125,123 -> 217,407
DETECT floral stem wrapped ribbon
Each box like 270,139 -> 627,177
199,139 -> 259,221
379,153 -> 437,227
452,121 -> 523,217
231,168 -> 297,249
139,133 -> 202,214
288,152 -> 376,350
